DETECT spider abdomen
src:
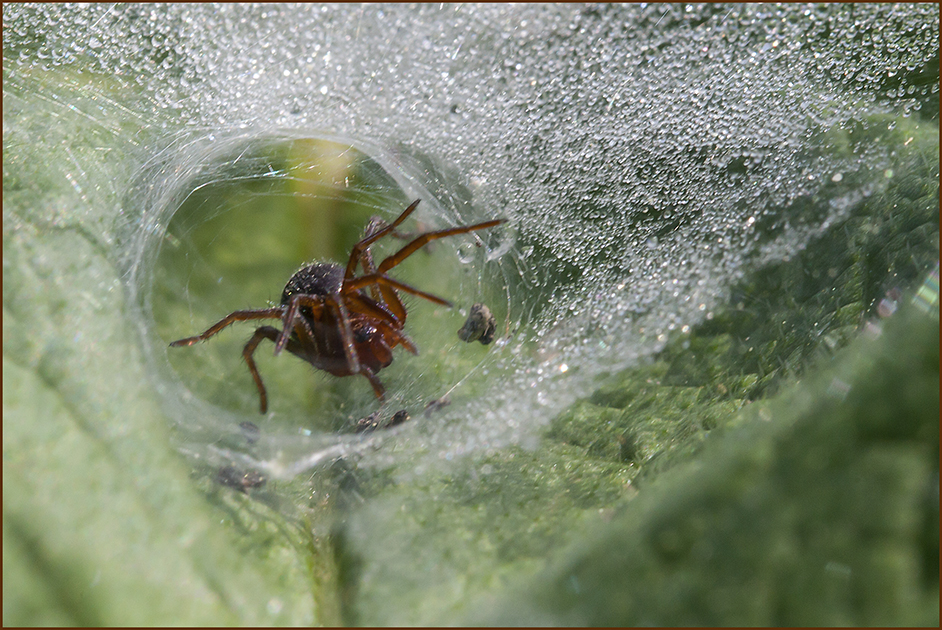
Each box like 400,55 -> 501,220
280,262 -> 344,304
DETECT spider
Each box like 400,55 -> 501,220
170,199 -> 504,413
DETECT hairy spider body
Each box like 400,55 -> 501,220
279,262 -> 401,379
170,199 -> 503,413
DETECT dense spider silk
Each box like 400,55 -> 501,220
4,4 -> 937,479
129,132 -> 515,474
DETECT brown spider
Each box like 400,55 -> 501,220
170,199 -> 503,413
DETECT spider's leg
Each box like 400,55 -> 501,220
376,218 -> 505,275
346,274 -> 452,308
274,295 -> 322,356
356,215 -> 408,320
170,308 -> 284,347
242,326 -> 280,414
344,199 -> 421,281
245,326 -> 309,413
360,216 -> 386,304
327,293 -> 361,375
387,327 -> 418,355
282,295 -> 389,399
361,365 -> 386,400
342,293 -> 416,353
345,292 -> 401,329
351,296 -> 418,354
275,294 -> 360,374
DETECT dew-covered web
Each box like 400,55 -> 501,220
5,4 -> 937,481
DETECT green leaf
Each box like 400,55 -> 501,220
2,68 -> 324,626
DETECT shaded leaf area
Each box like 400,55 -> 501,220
330,116 -> 938,625
472,301 -> 938,626
331,443 -> 635,625
1,228 -> 324,624
331,295 -> 939,626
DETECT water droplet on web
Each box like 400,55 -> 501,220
456,242 -> 476,264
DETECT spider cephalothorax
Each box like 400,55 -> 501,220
170,199 -> 503,413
